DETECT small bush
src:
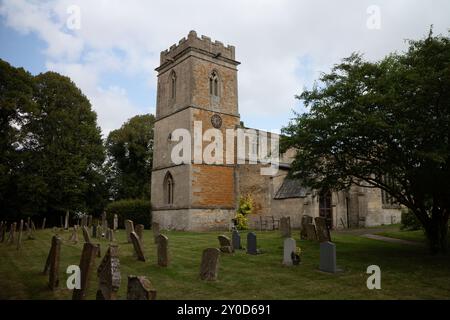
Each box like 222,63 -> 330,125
106,199 -> 151,229
235,213 -> 248,230
400,209 -> 422,231
234,194 -> 253,230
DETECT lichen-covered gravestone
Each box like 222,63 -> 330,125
130,231 -> 146,262
96,245 -> 121,300
305,223 -> 318,241
246,232 -> 258,255
300,215 -> 313,240
135,224 -> 144,243
280,216 -> 291,238
157,234 -> 169,267
218,235 -> 234,253
7,222 -> 16,245
319,241 -> 337,273
126,275 -> 157,300
282,238 -> 297,266
43,235 -> 62,290
113,214 -> 118,231
315,217 -> 331,242
72,243 -> 100,300
125,220 -> 134,243
231,230 -> 242,250
152,222 -> 160,244
199,248 -> 220,281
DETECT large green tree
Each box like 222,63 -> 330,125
282,30 -> 450,254
0,59 -> 106,219
106,114 -> 155,200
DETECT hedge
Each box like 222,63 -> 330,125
106,199 -> 151,229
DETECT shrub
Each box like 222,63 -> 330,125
106,199 -> 151,229
234,194 -> 254,230
400,209 -> 422,231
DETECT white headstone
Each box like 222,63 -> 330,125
282,237 -> 296,266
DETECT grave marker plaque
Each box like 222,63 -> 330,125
246,232 -> 258,255
43,235 -> 62,290
157,234 -> 169,267
319,241 -> 337,273
231,230 -> 242,250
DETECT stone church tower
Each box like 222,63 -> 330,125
151,31 -> 241,231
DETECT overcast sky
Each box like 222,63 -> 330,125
1,0 -> 449,136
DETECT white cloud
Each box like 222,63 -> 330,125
1,0 -> 449,135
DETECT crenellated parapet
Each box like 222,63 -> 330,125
159,30 -> 236,66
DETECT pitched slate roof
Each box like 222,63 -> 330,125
274,178 -> 310,199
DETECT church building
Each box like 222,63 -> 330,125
151,31 -> 402,231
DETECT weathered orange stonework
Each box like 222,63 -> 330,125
192,164 -> 235,207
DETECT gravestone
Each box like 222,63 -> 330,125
246,232 -> 258,255
69,226 -> 79,244
152,222 -> 160,244
92,225 -> 97,238
315,217 -> 331,242
319,241 -> 337,273
16,219 -> 23,250
7,222 -> 16,245
126,276 -> 157,300
280,216 -> 291,238
31,220 -> 36,232
87,215 -> 92,228
109,228 -> 115,242
305,223 -> 318,241
157,234 -> 169,267
64,211 -> 69,230
96,245 -> 121,300
41,217 -> 46,230
231,230 -> 242,250
125,220 -> 134,243
72,243 -> 100,300
43,235 -> 62,290
130,231 -> 146,262
27,221 -> 35,240
113,214 -> 118,231
135,224 -> 144,244
282,238 -> 297,266
199,248 -> 220,281
300,215 -> 313,240
101,211 -> 108,232
218,235 -> 234,253
82,226 -> 91,243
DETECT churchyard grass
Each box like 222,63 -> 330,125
0,228 -> 449,299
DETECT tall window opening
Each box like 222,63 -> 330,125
170,71 -> 177,99
164,172 -> 174,205
209,71 -> 219,96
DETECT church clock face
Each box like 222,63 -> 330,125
211,114 -> 222,129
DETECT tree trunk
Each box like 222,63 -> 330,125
423,210 -> 448,255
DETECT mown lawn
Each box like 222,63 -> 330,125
0,227 -> 449,300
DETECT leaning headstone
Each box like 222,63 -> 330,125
126,276 -> 157,300
135,224 -> 144,244
157,234 -> 169,267
282,238 -> 297,266
113,214 -> 118,231
7,222 -> 16,245
96,245 -> 121,300
16,219 -> 24,250
27,221 -> 36,240
64,211 -> 70,230
315,217 -> 331,242
41,217 -> 46,230
246,232 -> 258,255
43,235 -> 62,290
130,231 -> 146,262
280,216 -> 291,238
72,243 -> 100,300
152,222 -> 160,244
199,248 -> 220,281
82,226 -> 91,243
125,220 -> 134,243
231,230 -> 242,250
218,235 -> 234,253
319,241 -> 337,273
69,226 -> 79,244
305,223 -> 318,241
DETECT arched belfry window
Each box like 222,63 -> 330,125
170,71 -> 177,99
164,172 -> 174,205
209,71 -> 219,97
